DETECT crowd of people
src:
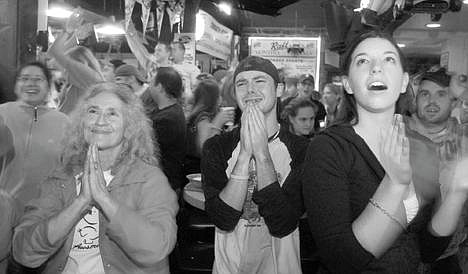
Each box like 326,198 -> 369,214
2,9 -> 468,274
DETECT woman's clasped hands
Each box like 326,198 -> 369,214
77,144 -> 110,207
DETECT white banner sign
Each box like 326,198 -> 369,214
196,10 -> 233,60
249,37 -> 321,90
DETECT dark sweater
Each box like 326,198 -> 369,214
150,103 -> 186,190
201,127 -> 309,237
303,125 -> 451,274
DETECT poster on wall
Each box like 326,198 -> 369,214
196,10 -> 233,61
231,35 -> 240,69
174,33 -> 196,65
248,37 -> 321,90
440,52 -> 449,70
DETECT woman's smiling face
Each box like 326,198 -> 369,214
15,65 -> 50,106
83,92 -> 125,152
343,37 -> 409,114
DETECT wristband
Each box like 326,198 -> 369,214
230,174 -> 249,181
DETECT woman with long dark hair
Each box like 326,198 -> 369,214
184,80 -> 235,175
280,97 -> 317,139
302,31 -> 468,273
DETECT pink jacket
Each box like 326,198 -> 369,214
12,159 -> 178,274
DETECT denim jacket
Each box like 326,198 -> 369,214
12,159 -> 178,274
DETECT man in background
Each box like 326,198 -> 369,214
125,21 -> 172,81
148,67 -> 186,192
114,64 -> 148,97
298,74 -> 326,130
405,68 -> 463,274
171,41 -> 200,101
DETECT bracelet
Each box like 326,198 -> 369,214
230,174 -> 249,181
369,198 -> 407,231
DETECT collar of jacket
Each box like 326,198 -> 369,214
52,159 -> 153,190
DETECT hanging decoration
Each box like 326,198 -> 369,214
124,0 -> 185,42
124,0 -> 136,30
141,0 -> 152,35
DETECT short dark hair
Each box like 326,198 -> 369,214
154,67 -> 182,99
172,41 -> 186,52
156,42 -> 172,53
17,61 -> 52,87
196,73 -> 215,82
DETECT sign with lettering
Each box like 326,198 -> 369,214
196,10 -> 233,60
174,33 -> 196,65
249,37 -> 321,90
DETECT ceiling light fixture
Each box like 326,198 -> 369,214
218,2 -> 232,15
397,43 -> 406,47
463,0 -> 468,4
47,0 -> 73,18
47,6 -> 73,18
425,23 -> 441,28
95,24 -> 125,35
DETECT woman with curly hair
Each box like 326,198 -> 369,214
10,82 -> 178,274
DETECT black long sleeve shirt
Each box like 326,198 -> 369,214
303,125 -> 452,274
201,127 -> 309,237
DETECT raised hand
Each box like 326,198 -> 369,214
448,157 -> 468,193
379,114 -> 412,185
212,108 -> 235,129
449,73 -> 468,98
248,104 -> 269,158
65,8 -> 85,34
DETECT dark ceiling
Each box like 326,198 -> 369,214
235,0 -> 301,16
68,0 -> 313,17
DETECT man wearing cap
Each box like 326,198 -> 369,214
114,64 -> 148,97
281,74 -> 326,131
407,68 -> 459,156
405,68 -> 464,274
201,56 -> 308,273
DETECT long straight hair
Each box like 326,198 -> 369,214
187,79 -> 220,126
